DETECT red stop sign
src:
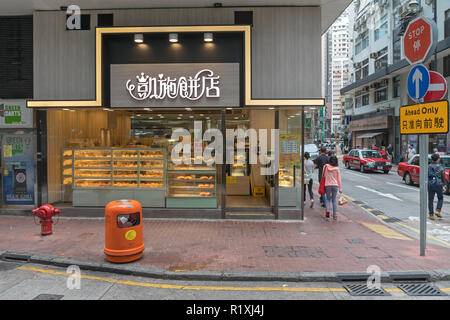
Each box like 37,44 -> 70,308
403,17 -> 434,65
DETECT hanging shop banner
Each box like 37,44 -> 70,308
400,100 -> 449,135
110,63 -> 240,108
2,133 -> 35,205
0,100 -> 33,128
279,134 -> 301,166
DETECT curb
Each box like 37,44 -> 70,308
2,250 -> 450,283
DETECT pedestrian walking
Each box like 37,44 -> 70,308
408,144 -> 416,160
314,146 -> 329,208
428,153 -> 445,220
386,144 -> 393,162
373,144 -> 378,151
322,156 -> 342,221
304,152 -> 315,208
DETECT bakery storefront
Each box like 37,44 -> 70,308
27,23 -> 324,220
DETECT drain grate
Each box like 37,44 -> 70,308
33,294 -> 64,300
344,284 -> 390,296
384,217 -> 402,223
397,283 -> 447,296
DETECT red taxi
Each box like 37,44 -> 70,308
398,154 -> 450,194
343,149 -> 392,174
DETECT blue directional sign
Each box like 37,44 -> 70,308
407,64 -> 430,101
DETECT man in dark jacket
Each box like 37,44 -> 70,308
428,153 -> 445,220
314,146 -> 329,207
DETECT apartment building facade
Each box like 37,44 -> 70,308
341,0 -> 450,161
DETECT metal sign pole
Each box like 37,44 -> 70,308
419,133 -> 428,256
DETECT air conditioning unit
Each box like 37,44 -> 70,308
363,86 -> 370,92
370,52 -> 379,59
381,79 -> 389,86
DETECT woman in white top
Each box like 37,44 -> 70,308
304,152 -> 316,208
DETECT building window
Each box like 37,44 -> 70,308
374,47 -> 388,72
355,91 -> 369,108
393,39 -> 401,63
445,9 -> 450,38
374,87 -> 388,103
355,30 -> 368,55
444,55 -> 450,78
355,58 -> 369,81
393,76 -> 400,98
375,15 -> 388,41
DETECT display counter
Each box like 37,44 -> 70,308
166,159 -> 217,208
64,147 -> 166,207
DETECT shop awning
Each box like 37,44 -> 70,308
356,132 -> 384,139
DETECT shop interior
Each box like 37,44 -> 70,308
48,107 -> 303,211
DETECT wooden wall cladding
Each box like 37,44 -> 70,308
46,110 -> 130,203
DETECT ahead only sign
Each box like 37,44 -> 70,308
400,100 -> 449,135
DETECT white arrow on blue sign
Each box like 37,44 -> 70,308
407,64 -> 430,101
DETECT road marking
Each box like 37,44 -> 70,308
356,186 -> 403,201
16,266 -> 349,293
345,171 -> 371,179
395,222 -> 450,247
386,182 -> 418,192
359,222 -> 412,241
377,215 -> 389,220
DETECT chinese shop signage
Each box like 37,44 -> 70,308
1,133 -> 35,205
111,63 -> 239,108
400,100 -> 449,135
0,100 -> 33,128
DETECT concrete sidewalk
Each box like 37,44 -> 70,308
1,195 -> 450,282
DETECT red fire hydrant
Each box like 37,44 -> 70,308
32,204 -> 61,236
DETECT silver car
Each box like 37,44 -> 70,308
304,143 -> 319,161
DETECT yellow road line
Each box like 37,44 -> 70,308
395,222 -> 450,247
359,222 -> 412,241
377,215 -> 389,220
16,266 -> 347,293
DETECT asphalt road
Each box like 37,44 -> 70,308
338,159 -> 450,248
0,261 -> 449,301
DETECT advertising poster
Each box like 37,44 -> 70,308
0,100 -> 33,128
279,134 -> 301,166
2,133 -> 35,205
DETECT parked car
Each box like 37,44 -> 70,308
343,149 -> 392,174
304,143 -> 319,161
398,154 -> 450,194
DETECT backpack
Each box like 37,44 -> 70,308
428,166 -> 442,187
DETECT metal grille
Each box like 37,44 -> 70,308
344,284 -> 390,296
397,283 -> 447,296
375,162 -> 386,166
33,294 -> 64,300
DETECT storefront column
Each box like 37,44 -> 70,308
36,110 -> 47,206
300,108 -> 305,220
221,109 -> 226,219
274,110 -> 279,220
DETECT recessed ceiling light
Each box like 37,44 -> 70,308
204,32 -> 213,42
144,108 -> 151,111
185,108 -> 192,111
177,117 -> 182,119
69,109 -> 75,112
63,108 -> 70,111
189,116 -> 194,118
134,34 -> 144,43
169,33 -> 178,43
269,107 -> 275,110
226,107 -> 232,110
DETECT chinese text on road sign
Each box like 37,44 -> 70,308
400,100 -> 449,135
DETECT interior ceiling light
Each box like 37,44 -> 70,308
134,33 -> 144,43
204,32 -> 213,42
169,33 -> 178,43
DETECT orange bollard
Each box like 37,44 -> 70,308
104,199 -> 144,263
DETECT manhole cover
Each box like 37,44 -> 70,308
397,283 -> 447,296
344,284 -> 390,296
32,294 -> 64,300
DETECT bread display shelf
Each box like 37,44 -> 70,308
64,147 -> 165,190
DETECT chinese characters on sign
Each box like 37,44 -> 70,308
126,69 -> 220,101
400,100 -> 449,135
